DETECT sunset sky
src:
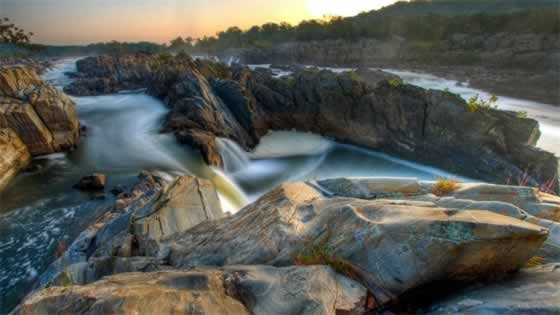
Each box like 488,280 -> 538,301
0,0 -> 401,45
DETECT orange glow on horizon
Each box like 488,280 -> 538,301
1,0 -> 397,45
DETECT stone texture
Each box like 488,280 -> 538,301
429,264 -> 560,315
132,176 -> 224,241
19,271 -> 249,315
19,265 -> 368,315
158,181 -> 547,307
0,67 -> 79,154
0,128 -> 31,190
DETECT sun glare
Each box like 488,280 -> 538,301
306,0 -> 398,18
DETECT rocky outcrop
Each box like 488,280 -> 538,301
152,181 -> 547,307
0,128 -> 31,190
18,265 -> 368,315
64,54 -> 559,192
35,172 -> 224,290
21,175 -> 560,314
429,263 -> 560,315
0,67 -> 80,155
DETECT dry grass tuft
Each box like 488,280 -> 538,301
526,256 -> 545,268
432,178 -> 461,196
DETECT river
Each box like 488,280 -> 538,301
0,59 -> 555,312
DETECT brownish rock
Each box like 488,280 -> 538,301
0,128 -> 31,190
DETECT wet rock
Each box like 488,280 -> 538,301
0,128 -> 31,190
73,173 -> 107,191
429,264 -> 560,315
159,181 -> 547,307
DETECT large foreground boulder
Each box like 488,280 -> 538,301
17,265 -> 368,315
156,181 -> 547,307
0,128 -> 31,190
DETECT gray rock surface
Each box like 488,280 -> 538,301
429,264 -> 560,315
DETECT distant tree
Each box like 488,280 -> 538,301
0,17 -> 33,44
170,36 -> 186,50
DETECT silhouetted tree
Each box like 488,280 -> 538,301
0,17 -> 33,44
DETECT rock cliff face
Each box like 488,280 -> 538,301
0,128 -> 31,190
17,175 -> 560,314
65,54 -> 559,192
0,67 -> 80,189
0,67 -> 80,155
222,33 -> 560,105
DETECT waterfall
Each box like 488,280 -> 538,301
217,138 -> 251,174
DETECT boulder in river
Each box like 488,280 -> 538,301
73,173 -> 107,191
0,128 -> 31,190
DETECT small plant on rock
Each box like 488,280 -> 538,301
432,178 -> 461,196
388,78 -> 403,88
294,235 -> 357,279
467,94 -> 498,112
517,111 -> 529,118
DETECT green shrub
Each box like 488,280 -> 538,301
467,94 -> 498,112
388,78 -> 404,88
517,111 -> 528,118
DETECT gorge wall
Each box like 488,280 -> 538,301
222,33 -> 560,105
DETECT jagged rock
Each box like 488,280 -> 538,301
73,173 -> 107,191
0,128 -> 31,189
0,97 -> 55,155
157,181 -> 547,307
429,264 -> 560,315
0,67 -> 79,155
18,265 -> 368,315
132,176 -> 224,242
36,172 -> 170,290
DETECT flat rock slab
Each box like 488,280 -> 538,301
18,265 -> 368,315
429,264 -> 560,315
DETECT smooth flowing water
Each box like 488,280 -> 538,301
0,59 -> 464,312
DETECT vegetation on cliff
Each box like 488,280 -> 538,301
189,0 -> 559,52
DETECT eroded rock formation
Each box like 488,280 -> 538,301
0,67 -> 80,154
